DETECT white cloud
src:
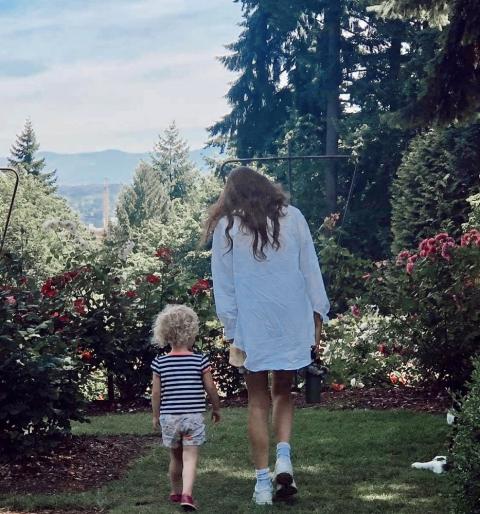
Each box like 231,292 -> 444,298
0,0 -> 241,153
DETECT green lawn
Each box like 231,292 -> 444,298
1,408 -> 451,513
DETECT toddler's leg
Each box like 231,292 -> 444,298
182,445 -> 199,496
169,446 -> 183,495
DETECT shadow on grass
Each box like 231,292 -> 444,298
1,409 -> 450,514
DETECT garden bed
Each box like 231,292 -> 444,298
0,435 -> 154,495
86,386 -> 450,415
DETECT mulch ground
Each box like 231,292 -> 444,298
0,511 -> 102,514
0,435 -> 154,496
86,385 -> 451,416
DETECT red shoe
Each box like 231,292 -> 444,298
180,494 -> 198,511
169,493 -> 182,503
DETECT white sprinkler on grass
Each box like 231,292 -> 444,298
411,456 -> 447,474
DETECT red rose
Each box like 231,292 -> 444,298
441,240 -> 455,261
125,290 -> 137,298
435,232 -> 449,243
81,350 -> 93,362
378,343 -> 387,355
350,305 -> 361,318
58,314 -> 71,324
41,279 -> 58,298
5,295 -> 16,306
146,274 -> 161,284
190,278 -> 211,295
74,298 -> 87,315
155,247 -> 172,263
460,229 -> 480,247
331,383 -> 346,392
406,254 -> 418,274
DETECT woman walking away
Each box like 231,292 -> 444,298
205,167 -> 329,505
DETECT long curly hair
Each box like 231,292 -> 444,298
203,167 -> 289,260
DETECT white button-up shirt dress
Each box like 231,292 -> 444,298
211,205 -> 330,372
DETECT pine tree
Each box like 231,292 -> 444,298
371,0 -> 480,125
208,1 -> 292,158
151,122 -> 195,200
116,162 -> 169,229
391,123 -> 480,253
8,119 -> 56,189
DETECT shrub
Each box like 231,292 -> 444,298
324,306 -> 420,387
316,213 -> 373,315
464,193 -> 480,230
449,356 -> 480,513
365,230 -> 480,390
0,268 -> 86,460
391,123 -> 480,254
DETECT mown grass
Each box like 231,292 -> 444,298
1,408 -> 451,513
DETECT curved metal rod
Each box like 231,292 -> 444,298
0,167 -> 20,257
219,154 -> 350,182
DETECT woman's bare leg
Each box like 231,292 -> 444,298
272,371 -> 295,443
245,371 -> 270,469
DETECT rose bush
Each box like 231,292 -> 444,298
364,229 -> 480,390
0,260 -> 87,460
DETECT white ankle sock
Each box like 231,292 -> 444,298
255,468 -> 271,490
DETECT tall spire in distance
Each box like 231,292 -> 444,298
103,178 -> 110,236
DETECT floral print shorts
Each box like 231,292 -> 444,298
159,413 -> 206,448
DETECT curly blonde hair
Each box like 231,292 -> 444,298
152,304 -> 199,348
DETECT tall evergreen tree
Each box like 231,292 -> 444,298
208,1 -> 292,158
151,122 -> 195,200
372,0 -> 480,125
391,123 -> 480,253
8,119 -> 56,189
212,1 -> 443,257
116,162 -> 169,230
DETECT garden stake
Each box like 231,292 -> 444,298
0,167 -> 19,258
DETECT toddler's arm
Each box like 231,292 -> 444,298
151,372 -> 161,431
203,370 -> 221,423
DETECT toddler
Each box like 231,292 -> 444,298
151,304 -> 221,511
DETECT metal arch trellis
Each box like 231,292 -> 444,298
0,167 -> 20,257
219,154 -> 358,227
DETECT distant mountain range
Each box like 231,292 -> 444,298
0,147 -> 217,227
0,147 -> 216,186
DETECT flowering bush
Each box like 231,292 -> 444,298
0,261 -> 87,460
324,306 -> 420,388
365,229 -> 480,390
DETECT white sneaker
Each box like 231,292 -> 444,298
274,457 -> 298,499
252,484 -> 273,505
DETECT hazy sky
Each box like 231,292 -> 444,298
0,0 -> 242,154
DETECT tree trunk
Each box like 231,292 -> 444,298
324,0 -> 342,213
107,372 -> 115,403
387,21 -> 403,111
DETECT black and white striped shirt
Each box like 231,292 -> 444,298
151,352 -> 211,415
